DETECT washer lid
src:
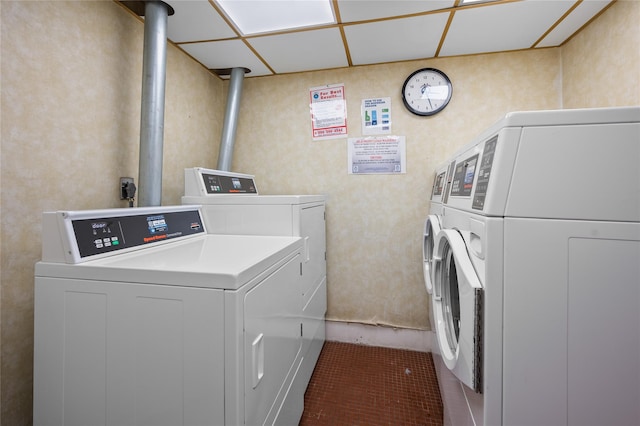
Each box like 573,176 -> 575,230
432,228 -> 483,392
36,234 -> 302,290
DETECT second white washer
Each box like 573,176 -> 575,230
423,161 -> 454,296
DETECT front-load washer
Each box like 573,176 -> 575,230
430,106 -> 640,426
181,167 -> 326,390
422,161 -> 453,296
34,205 -> 305,426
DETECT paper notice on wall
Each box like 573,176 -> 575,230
361,97 -> 391,135
348,136 -> 406,174
309,84 -> 348,140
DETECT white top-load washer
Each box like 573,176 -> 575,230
34,205 -> 305,426
428,106 -> 640,426
181,167 -> 326,390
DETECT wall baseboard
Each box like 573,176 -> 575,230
325,320 -> 436,353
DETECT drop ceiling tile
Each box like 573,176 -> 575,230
179,39 -> 273,77
248,28 -> 348,74
537,0 -> 612,47
344,13 -> 450,65
440,0 -> 575,57
337,0 -> 455,22
165,0 -> 236,42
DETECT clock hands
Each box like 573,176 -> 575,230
421,83 -> 434,110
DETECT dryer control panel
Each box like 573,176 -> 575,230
185,167 -> 258,196
200,172 -> 257,194
42,206 -> 206,264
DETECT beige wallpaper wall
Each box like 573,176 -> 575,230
562,0 -> 640,108
0,0 -> 637,424
232,50 -> 562,329
0,1 -> 223,423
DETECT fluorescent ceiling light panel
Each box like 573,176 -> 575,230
459,0 -> 500,4
216,0 -> 335,35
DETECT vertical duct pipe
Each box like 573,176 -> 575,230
137,1 -> 171,206
217,67 -> 249,171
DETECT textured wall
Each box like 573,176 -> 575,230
562,0 -> 640,108
231,49 -> 562,330
0,1 -> 223,423
1,0 -> 637,424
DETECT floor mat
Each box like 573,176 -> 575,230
300,341 -> 443,425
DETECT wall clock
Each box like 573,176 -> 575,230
401,68 -> 452,116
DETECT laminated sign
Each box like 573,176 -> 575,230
361,97 -> 391,135
348,136 -> 406,174
310,84 -> 347,140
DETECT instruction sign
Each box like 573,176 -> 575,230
309,84 -> 347,140
361,97 -> 391,135
348,136 -> 406,174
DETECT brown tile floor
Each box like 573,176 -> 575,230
300,341 -> 444,426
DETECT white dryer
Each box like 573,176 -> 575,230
34,206 -> 305,426
431,106 -> 640,426
182,168 -> 326,390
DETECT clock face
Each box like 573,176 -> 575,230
402,68 -> 452,116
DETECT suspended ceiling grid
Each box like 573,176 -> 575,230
118,0 -> 614,77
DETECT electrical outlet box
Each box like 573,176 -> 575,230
120,177 -> 134,200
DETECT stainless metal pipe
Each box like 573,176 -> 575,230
217,67 -> 248,171
138,1 -> 170,206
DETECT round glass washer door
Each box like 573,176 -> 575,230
422,215 -> 442,294
432,228 -> 483,392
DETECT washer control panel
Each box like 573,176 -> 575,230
450,154 -> 479,197
432,170 -> 446,197
447,135 -> 498,211
472,136 -> 498,210
72,209 -> 204,258
42,206 -> 206,263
